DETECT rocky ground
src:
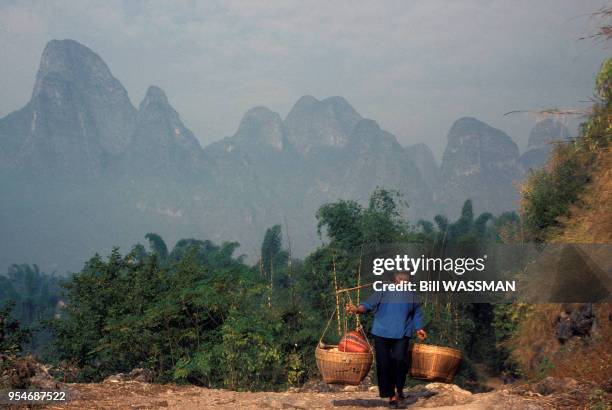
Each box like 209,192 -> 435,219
3,355 -> 610,409
33,378 -> 606,410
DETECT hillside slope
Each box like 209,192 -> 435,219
511,57 -> 612,386
554,147 -> 612,243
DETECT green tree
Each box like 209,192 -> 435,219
260,225 -> 288,277
0,301 -> 31,354
145,233 -> 169,260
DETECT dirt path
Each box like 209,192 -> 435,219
44,381 -> 558,410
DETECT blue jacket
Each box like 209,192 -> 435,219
361,290 -> 423,339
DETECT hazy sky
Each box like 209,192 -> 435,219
0,0 -> 609,158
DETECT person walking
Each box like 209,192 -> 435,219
346,271 -> 426,408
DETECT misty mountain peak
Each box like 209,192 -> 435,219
446,116 -> 518,155
351,118 -> 381,137
291,95 -> 319,110
234,106 -> 285,150
36,39 -> 102,76
322,96 -> 358,116
454,116 -> 480,124
527,118 -> 570,150
439,116 -> 521,217
34,40 -> 127,100
518,119 -> 570,172
140,85 -> 170,109
135,85 -> 199,148
126,86 -> 201,177
29,39 -> 136,158
239,106 -> 282,127
284,95 -> 362,154
448,117 -> 494,139
445,116 -> 518,161
0,39 -> 137,178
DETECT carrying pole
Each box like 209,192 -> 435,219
356,247 -> 363,328
332,252 -> 341,337
336,282 -> 376,294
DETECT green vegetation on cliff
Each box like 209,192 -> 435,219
521,57 -> 611,242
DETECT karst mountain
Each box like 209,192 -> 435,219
0,39 -> 568,270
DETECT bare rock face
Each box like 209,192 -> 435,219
406,142 -> 441,192
555,303 -> 595,342
233,106 -> 286,151
519,119 -> 570,172
122,85 -> 202,178
321,119 -> 434,219
284,95 -> 362,154
439,117 -> 522,218
0,39 -> 136,178
32,39 -> 136,155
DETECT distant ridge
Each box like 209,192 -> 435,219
0,39 -> 552,271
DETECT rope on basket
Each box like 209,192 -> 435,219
318,305 -> 338,347
332,252 -> 341,337
356,246 -> 363,328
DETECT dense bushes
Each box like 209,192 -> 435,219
520,146 -> 591,241
0,189 -> 524,390
0,302 -> 31,355
49,241 -> 280,386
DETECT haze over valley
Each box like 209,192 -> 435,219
0,40 -> 576,271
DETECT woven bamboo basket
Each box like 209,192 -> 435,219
315,344 -> 373,385
410,343 -> 462,383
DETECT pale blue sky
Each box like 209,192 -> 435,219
0,0 -> 609,158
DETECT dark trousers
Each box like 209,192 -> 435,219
374,335 -> 411,398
